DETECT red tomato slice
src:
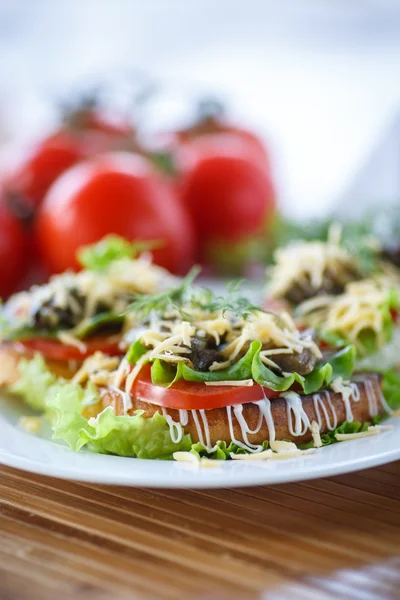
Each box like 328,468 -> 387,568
132,364 -> 280,410
17,336 -> 125,361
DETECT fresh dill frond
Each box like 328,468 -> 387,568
125,266 -> 202,320
126,269 -> 264,322
196,281 -> 262,319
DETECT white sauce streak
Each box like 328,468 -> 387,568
312,390 -> 338,431
108,385 -> 133,415
160,373 -> 390,451
283,391 -> 311,436
161,408 -> 184,444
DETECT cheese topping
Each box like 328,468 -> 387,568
269,440 -> 298,452
18,416 -> 41,434
204,379 -> 254,387
230,450 -> 274,460
335,424 -> 393,441
172,451 -> 199,464
297,278 -> 397,353
2,255 -> 179,338
72,352 -> 121,386
229,446 -> 314,460
310,420 -> 323,448
267,224 -> 359,300
57,331 -> 88,353
119,307 -> 321,393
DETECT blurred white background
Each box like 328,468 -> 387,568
1,0 -> 400,217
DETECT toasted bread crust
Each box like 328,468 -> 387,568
96,374 -> 384,446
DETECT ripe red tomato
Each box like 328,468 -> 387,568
177,126 -> 269,169
16,335 -> 125,361
176,131 -> 269,174
174,98 -> 270,168
133,364 -> 280,410
49,108 -> 135,157
179,151 -> 275,265
4,137 -> 84,214
0,201 -> 28,298
36,152 -> 196,275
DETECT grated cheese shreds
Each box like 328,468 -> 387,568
119,306 -> 323,394
18,416 -> 41,434
269,440 -> 298,453
297,278 -> 398,353
57,331 -> 88,353
230,450 -> 274,460
72,352 -> 121,385
335,424 -> 393,442
267,225 -> 359,300
310,420 -> 323,448
331,377 -> 354,406
204,379 -> 254,387
2,255 -> 179,338
267,448 -> 315,459
230,447 -> 314,460
173,452 -> 199,464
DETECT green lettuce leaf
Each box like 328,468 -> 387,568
178,340 -> 260,384
79,408 -> 191,458
4,326 -> 58,342
317,329 -> 350,349
149,340 -> 260,387
147,341 -> 356,395
72,312 -> 125,339
47,382 -> 191,458
190,439 -> 270,460
126,339 -> 148,364
10,354 -> 57,411
77,235 -> 160,272
381,369 -> 400,410
151,359 -> 185,387
251,345 -> 355,394
318,289 -> 399,357
4,313 -> 125,343
299,416 -> 383,449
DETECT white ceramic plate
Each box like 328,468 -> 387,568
1,393 -> 399,488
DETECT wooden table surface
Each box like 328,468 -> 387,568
0,462 -> 399,600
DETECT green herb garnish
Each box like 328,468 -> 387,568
77,235 -> 163,272
125,266 -> 202,320
126,270 -> 262,322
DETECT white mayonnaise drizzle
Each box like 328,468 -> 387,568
371,374 -> 394,415
340,390 -> 353,422
160,373 -> 390,451
283,391 -> 311,436
108,384 -> 133,415
179,409 -> 189,426
312,390 -> 338,431
232,404 -> 263,450
161,408 -> 184,444
253,389 -> 276,442
226,405 -> 263,453
350,382 -> 361,402
199,409 -> 213,450
364,378 -> 380,417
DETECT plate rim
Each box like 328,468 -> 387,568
1,418 -> 399,488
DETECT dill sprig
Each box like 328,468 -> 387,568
191,279 -> 262,319
125,266 -> 202,321
125,271 -> 263,322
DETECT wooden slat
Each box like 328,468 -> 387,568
0,462 -> 399,599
